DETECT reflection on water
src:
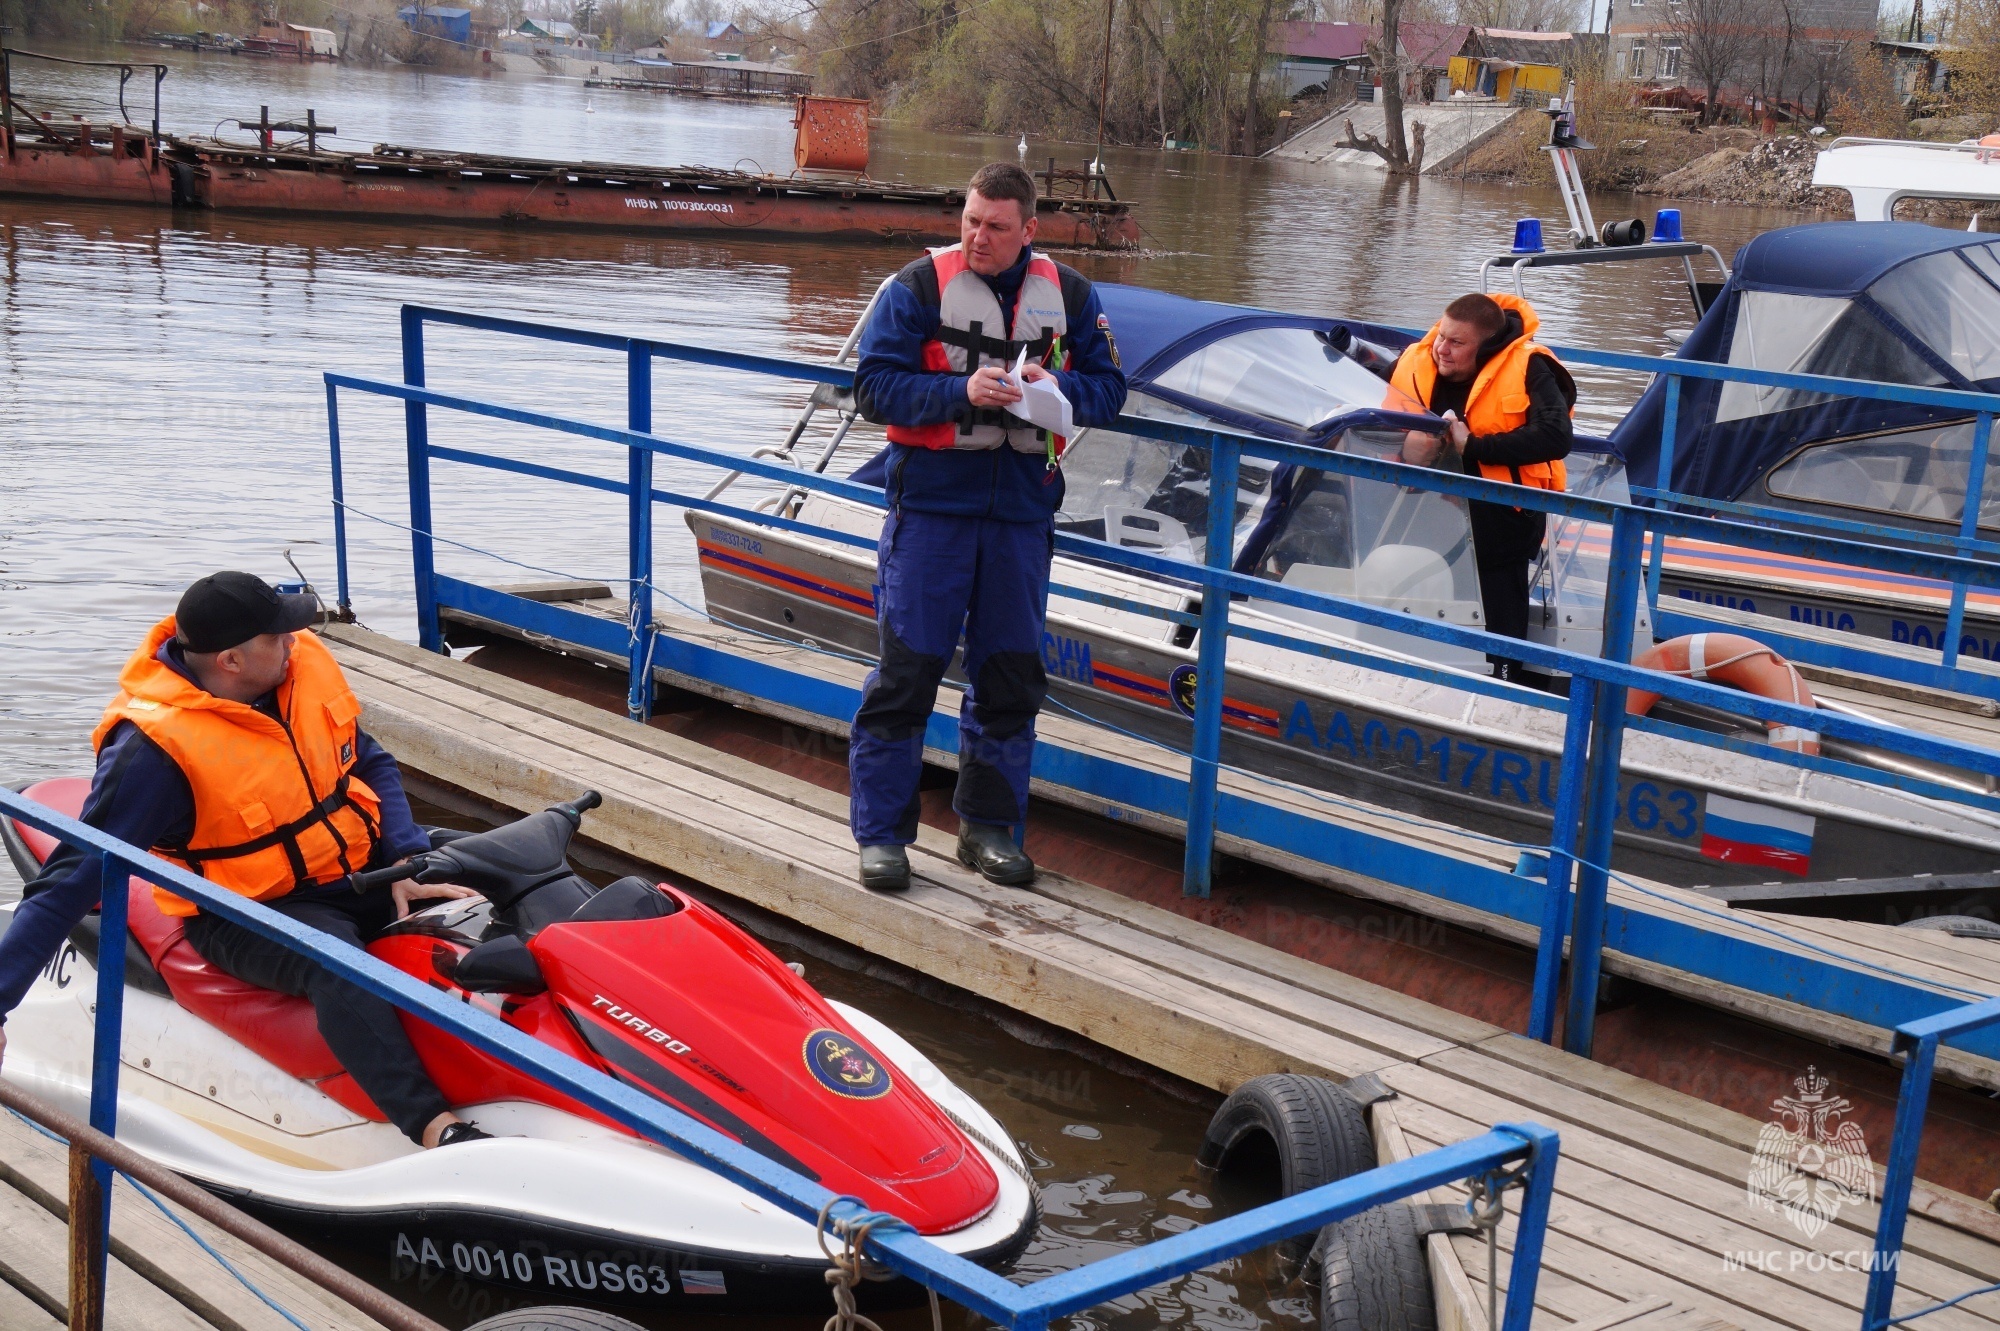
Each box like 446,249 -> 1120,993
0,44 -> 1814,1329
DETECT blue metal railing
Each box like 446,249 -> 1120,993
315,305 -> 2000,1324
0,786 -> 1560,1330
323,306 -> 2000,1065
1867,996 -> 2000,1328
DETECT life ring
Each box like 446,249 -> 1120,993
1625,633 -> 1820,755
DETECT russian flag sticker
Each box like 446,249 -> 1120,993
1700,793 -> 1815,876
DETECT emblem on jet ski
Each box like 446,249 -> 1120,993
804,1029 -> 891,1099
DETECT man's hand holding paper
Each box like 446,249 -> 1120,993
1002,347 -> 1074,439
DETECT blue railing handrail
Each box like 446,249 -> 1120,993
323,368 -> 2000,787
1867,994 -> 2000,1327
0,783 -> 1561,1330
322,303 -> 2000,1330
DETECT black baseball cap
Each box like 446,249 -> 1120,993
174,572 -> 321,654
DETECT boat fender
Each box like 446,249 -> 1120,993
1314,1201 -> 1446,1331
465,1308 -> 649,1331
1198,1073 -> 1375,1259
1626,633 -> 1821,756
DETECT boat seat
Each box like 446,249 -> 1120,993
126,881 -> 385,1119
13,777 -> 382,1120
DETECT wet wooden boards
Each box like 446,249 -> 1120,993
327,623 -> 2000,1331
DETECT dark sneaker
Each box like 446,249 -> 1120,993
957,822 -> 1035,887
858,844 -> 911,892
436,1122 -> 492,1147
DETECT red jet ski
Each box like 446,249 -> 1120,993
1,782 -> 1037,1314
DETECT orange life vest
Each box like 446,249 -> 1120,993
92,619 -> 382,918
884,242 -> 1071,454
1390,292 -> 1570,496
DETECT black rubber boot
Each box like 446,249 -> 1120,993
858,844 -> 911,892
956,822 -> 1035,887
436,1122 -> 492,1147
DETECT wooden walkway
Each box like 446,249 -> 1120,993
434,587 -> 2000,1092
329,623 -> 2000,1331
0,1108 -> 392,1331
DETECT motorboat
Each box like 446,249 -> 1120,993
1614,221 -> 2000,656
0,782 -> 1037,1314
691,260 -> 2000,894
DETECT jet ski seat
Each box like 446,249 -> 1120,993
7,778 -> 384,1122
123,881 -> 387,1120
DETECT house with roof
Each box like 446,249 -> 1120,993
1266,20 -> 1475,99
703,20 -> 747,58
400,5 -> 471,45
1603,0 -> 1877,98
1450,28 -> 1583,103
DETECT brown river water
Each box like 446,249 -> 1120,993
0,43 -> 1810,1329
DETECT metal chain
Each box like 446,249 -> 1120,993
1466,1162 -> 1530,1331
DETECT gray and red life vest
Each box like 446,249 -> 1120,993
885,243 -> 1073,454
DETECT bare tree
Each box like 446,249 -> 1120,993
1661,0 -> 1755,123
1342,0 -> 1425,173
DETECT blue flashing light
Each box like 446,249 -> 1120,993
1511,217 -> 1545,254
1653,208 -> 1684,242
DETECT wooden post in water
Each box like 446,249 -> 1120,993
66,1143 -> 106,1331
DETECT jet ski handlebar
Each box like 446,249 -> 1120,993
345,791 -> 604,910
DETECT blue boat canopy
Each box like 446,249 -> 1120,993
1613,222 -> 2000,511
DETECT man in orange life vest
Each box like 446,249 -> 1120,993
1395,292 -> 1575,682
846,163 -> 1127,892
0,573 -> 487,1148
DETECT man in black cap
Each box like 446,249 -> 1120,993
0,572 -> 487,1148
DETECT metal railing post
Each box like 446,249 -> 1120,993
1183,436 -> 1240,898
74,858 -> 130,1327
326,382 -> 352,619
1642,372 -> 1679,615
1527,681 -> 1595,1044
626,341 -> 656,723
400,307 -> 441,654
1498,1122 -> 1561,1331
1941,411 -> 1994,671
1864,1027 -> 1935,1328
1563,507 -> 1645,1058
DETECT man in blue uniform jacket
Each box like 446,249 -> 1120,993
848,162 -> 1127,891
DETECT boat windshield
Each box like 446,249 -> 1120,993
1717,241 -> 2000,422
1763,419 -> 1992,529
1055,402 -> 1486,665
1147,325 -> 1425,430
1531,450 -> 1651,658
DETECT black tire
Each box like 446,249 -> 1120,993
1899,914 -> 2000,939
465,1309 -> 649,1331
1318,1203 -> 1438,1331
1199,1073 -> 1375,1257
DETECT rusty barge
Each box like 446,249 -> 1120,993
0,119 -> 1142,248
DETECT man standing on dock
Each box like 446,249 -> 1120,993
847,162 -> 1128,892
1395,292 -> 1576,684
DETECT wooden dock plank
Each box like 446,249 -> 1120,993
324,625 -> 2000,1331
0,1110 -> 393,1331
0,1180 -> 215,1331
1385,1065 -> 2000,1328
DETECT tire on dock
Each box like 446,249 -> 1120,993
1899,914 -> 2000,939
1197,1073 -> 1375,1259
466,1309 -> 648,1331
1314,1202 -> 1437,1331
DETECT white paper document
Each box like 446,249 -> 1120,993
1002,347 -> 1074,438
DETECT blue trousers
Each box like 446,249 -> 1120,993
849,509 -> 1053,846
